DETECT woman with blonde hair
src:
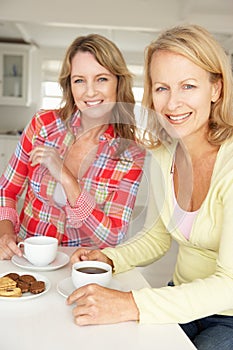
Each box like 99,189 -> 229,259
69,25 -> 233,350
0,34 -> 145,259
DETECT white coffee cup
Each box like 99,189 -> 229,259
18,236 -> 58,267
72,260 -> 112,288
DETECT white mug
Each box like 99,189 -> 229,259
18,236 -> 58,267
72,260 -> 112,288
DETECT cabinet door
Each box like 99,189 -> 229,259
0,138 -> 19,176
0,44 -> 31,106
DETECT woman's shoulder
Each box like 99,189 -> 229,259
32,109 -> 60,124
216,137 -> 233,166
122,142 -> 146,162
148,140 -> 177,158
29,109 -> 65,136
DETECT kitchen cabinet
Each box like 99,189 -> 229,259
0,135 -> 19,176
0,43 -> 31,106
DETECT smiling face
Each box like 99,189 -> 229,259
70,51 -> 118,118
150,50 -> 221,141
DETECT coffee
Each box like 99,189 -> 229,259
76,267 -> 107,274
72,260 -> 112,288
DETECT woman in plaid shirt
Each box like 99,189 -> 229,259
0,34 -> 145,259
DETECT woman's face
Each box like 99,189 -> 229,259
150,50 -> 221,140
70,51 -> 118,117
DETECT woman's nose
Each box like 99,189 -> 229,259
166,91 -> 182,111
85,82 -> 97,96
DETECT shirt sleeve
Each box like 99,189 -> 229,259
65,191 -> 96,227
0,114 -> 36,225
0,207 -> 20,232
103,199 -> 172,275
64,147 -> 146,248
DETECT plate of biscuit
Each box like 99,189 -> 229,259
0,271 -> 51,300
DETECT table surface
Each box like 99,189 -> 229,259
0,247 -> 196,350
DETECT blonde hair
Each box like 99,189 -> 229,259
142,24 -> 233,147
58,33 -> 137,151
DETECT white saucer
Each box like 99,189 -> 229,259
57,276 -> 124,298
0,271 -> 51,301
11,251 -> 70,271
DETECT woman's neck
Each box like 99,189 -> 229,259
77,121 -> 108,142
180,127 -> 215,160
79,110 -> 110,137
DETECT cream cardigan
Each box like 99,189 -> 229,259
103,139 -> 233,324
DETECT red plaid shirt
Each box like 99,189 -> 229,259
0,110 -> 145,248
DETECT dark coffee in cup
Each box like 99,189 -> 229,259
76,267 -> 108,274
72,261 -> 112,288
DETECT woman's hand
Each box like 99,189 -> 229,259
29,146 -> 64,182
70,248 -> 113,267
30,145 -> 83,207
66,284 -> 139,326
0,232 -> 22,260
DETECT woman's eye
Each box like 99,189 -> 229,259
184,84 -> 195,89
98,77 -> 108,82
74,78 -> 83,84
155,86 -> 167,92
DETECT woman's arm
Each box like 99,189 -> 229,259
0,112 -> 41,258
64,148 -> 146,247
30,143 -> 146,248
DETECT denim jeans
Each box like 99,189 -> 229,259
167,282 -> 233,349
180,315 -> 233,350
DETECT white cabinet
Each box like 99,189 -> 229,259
0,43 -> 31,106
0,135 -> 19,176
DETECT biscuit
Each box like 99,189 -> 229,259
0,273 -> 46,297
4,273 -> 20,282
19,274 -> 36,285
0,277 -> 17,290
30,281 -> 45,294
0,287 -> 22,297
17,280 -> 30,293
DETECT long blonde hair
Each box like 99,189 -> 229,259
142,24 -> 233,148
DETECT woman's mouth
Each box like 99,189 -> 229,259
85,100 -> 103,107
166,112 -> 191,123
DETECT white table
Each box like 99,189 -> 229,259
0,247 -> 196,350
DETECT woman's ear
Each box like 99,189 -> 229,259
211,79 -> 222,102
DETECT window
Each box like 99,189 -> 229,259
132,87 -> 144,105
41,81 -> 62,109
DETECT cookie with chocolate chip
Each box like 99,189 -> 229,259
17,280 -> 30,293
30,281 -> 45,294
19,274 -> 36,285
4,273 -> 19,282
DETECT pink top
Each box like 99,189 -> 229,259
172,180 -> 199,240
